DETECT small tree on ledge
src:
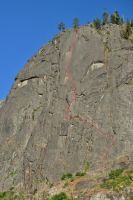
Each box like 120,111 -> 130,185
58,22 -> 65,32
102,11 -> 110,25
111,11 -> 121,25
93,18 -> 101,29
73,18 -> 80,29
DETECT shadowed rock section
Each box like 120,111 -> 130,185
0,24 -> 133,191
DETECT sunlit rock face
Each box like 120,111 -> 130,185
0,101 -> 4,109
0,24 -> 133,190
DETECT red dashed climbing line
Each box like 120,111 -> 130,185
64,32 -> 78,120
63,30 -> 116,168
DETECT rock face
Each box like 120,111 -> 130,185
0,100 -> 4,109
0,24 -> 133,190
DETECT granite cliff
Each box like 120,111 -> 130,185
0,24 -> 133,195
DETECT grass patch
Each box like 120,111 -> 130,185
48,192 -> 73,200
101,168 -> 132,192
75,172 -> 86,177
9,169 -> 17,177
0,191 -> 25,199
61,170 -> 86,182
108,168 -> 124,179
61,173 -> 73,181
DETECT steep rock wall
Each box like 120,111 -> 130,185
0,25 -> 133,190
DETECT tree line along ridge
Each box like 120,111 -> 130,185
58,11 -> 133,40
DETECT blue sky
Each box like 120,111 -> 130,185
0,0 -> 133,99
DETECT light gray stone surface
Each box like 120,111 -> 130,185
0,100 -> 4,109
0,24 -> 133,190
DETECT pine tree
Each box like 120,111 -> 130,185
58,22 -> 65,32
93,18 -> 101,29
111,11 -> 121,25
102,12 -> 110,25
73,18 -> 80,29
131,19 -> 133,27
126,20 -> 132,37
121,20 -> 132,39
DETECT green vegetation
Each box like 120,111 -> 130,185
93,18 -> 101,29
73,18 -> 80,29
61,170 -> 87,185
0,191 -> 25,200
110,11 -> 122,25
121,21 -> 132,39
75,172 -> 86,177
61,162 -> 89,181
92,11 -> 124,29
57,11 -> 133,40
131,19 -> 133,27
101,175 -> 132,191
61,173 -> 73,180
63,181 -> 69,188
61,167 -> 88,181
108,168 -> 124,179
48,192 -> 73,200
102,11 -> 110,25
9,169 -> 17,177
93,11 -> 119,29
62,170 -> 86,188
90,11 -> 133,38
101,168 -> 133,192
58,22 -> 65,32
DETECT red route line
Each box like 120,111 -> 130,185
64,32 -> 78,119
63,30 -> 116,168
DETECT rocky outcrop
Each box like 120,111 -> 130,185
0,24 -> 133,191
0,100 -> 4,109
